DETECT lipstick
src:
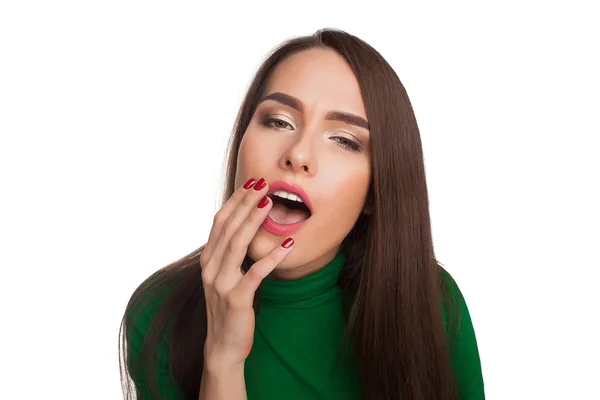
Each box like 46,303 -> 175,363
261,215 -> 307,236
267,180 -> 313,214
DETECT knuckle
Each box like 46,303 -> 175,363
234,185 -> 246,196
229,189 -> 246,206
220,222 -> 234,239
244,267 -> 258,282
242,192 -> 257,207
226,235 -> 244,254
246,262 -> 264,280
224,291 -> 244,309
213,211 -> 226,227
263,252 -> 278,265
212,280 -> 228,297
200,268 -> 214,286
199,251 -> 209,268
226,189 -> 241,205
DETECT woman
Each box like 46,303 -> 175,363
119,28 -> 485,400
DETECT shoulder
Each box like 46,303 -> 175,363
437,265 -> 486,399
126,269 -> 172,337
124,269 -> 182,395
125,271 -> 168,361
438,265 -> 463,303
126,259 -> 203,351
437,264 -> 476,346
437,266 -> 465,335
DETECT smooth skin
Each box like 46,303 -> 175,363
199,178 -> 291,400
236,48 -> 372,280
199,48 -> 373,399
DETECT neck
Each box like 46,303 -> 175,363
259,248 -> 346,308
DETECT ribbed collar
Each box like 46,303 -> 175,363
260,251 -> 346,309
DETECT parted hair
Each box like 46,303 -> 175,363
119,27 -> 460,400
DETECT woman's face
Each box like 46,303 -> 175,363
235,48 -> 371,279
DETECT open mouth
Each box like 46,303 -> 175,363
266,194 -> 312,225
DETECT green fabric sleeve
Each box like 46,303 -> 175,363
126,291 -> 187,400
441,269 -> 486,399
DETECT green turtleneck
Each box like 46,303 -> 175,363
126,251 -> 485,399
244,251 -> 362,399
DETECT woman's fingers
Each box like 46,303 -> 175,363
233,238 -> 294,305
201,178 -> 256,266
201,178 -> 264,273
208,178 -> 269,278
198,176 -> 295,369
214,194 -> 274,288
201,178 -> 270,285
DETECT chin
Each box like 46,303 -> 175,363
247,229 -> 300,269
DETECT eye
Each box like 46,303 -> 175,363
261,117 -> 361,153
261,118 -> 293,131
332,137 -> 361,152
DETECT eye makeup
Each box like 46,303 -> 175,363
259,116 -> 362,152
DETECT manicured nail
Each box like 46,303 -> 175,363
254,178 -> 266,191
281,238 -> 294,248
258,196 -> 269,209
243,178 -> 256,189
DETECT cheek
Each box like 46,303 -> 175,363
236,134 -> 259,181
322,167 -> 370,219
238,129 -> 276,172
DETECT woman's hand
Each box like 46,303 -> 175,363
199,177 -> 294,372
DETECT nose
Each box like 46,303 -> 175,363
285,159 -> 309,173
280,134 -> 316,175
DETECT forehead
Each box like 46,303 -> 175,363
264,48 -> 367,118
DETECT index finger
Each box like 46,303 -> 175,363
201,178 -> 258,267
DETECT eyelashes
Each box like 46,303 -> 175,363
331,136 -> 361,153
259,117 -> 361,152
262,118 -> 292,131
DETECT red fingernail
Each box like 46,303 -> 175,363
258,196 -> 269,209
254,178 -> 266,191
281,238 -> 294,248
243,178 -> 256,189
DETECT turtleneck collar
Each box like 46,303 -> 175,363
260,251 -> 346,309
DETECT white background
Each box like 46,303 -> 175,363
1,1 -> 598,399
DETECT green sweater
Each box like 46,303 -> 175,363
127,252 -> 485,399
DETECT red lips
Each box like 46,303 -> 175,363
267,180 -> 313,214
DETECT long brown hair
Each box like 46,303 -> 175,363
119,27 -> 460,399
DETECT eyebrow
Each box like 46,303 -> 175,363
260,92 -> 370,130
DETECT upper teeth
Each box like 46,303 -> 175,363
272,190 -> 304,203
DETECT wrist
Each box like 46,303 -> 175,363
200,359 -> 247,400
203,343 -> 246,376
203,356 -> 245,377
